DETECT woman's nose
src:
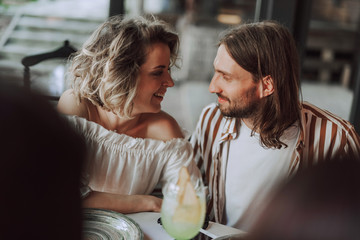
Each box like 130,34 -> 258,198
163,73 -> 174,87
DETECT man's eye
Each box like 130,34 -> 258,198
223,74 -> 230,81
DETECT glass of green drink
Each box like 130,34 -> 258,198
161,167 -> 206,240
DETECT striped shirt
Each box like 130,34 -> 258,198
190,101 -> 360,225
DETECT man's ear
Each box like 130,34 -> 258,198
262,75 -> 274,97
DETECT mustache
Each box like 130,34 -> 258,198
216,93 -> 230,102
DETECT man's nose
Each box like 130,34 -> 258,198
209,74 -> 220,93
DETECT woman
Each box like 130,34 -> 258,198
57,15 -> 198,213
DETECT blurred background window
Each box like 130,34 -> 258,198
0,0 -> 359,132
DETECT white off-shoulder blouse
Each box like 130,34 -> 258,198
64,115 -> 198,196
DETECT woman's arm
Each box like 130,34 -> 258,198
82,191 -> 162,213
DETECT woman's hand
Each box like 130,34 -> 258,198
140,195 -> 162,212
82,191 -> 162,214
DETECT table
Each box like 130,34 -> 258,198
126,212 -> 246,240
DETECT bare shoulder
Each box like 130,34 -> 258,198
144,111 -> 184,141
57,89 -> 90,119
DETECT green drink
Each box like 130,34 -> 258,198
161,193 -> 205,239
161,167 -> 206,240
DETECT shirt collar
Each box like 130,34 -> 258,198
219,111 -> 305,149
220,116 -> 238,142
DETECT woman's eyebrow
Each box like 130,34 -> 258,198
152,65 -> 166,70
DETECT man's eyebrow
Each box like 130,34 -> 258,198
216,69 -> 232,76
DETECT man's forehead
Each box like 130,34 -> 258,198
214,45 -> 238,72
214,44 -> 254,81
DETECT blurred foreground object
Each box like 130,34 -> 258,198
247,158 -> 360,240
0,82 -> 85,240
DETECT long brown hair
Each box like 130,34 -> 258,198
220,21 -> 301,149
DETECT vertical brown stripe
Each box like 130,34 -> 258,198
209,159 -> 217,220
197,157 -> 204,172
203,110 -> 222,182
206,197 -> 214,221
213,158 -> 221,221
205,116 -> 222,184
302,113 -> 308,167
203,108 -> 217,156
212,116 -> 222,145
325,124 -> 337,160
193,142 -> 199,159
308,115 -> 317,166
298,147 -> 304,169
201,108 -> 211,130
318,119 -> 327,162
200,107 -> 212,156
195,107 -> 211,186
339,129 -> 347,154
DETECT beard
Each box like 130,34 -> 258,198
217,86 -> 261,118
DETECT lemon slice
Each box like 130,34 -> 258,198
172,167 -> 201,224
176,166 -> 190,203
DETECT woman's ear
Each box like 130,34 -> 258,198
262,75 -> 274,97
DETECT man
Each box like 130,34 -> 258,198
190,21 -> 360,231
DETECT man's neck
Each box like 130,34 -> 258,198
242,118 -> 257,132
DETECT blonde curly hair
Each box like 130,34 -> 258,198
69,15 -> 179,118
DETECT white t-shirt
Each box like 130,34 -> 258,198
225,121 -> 299,231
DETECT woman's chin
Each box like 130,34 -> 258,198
135,106 -> 162,115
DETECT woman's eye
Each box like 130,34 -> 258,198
152,71 -> 163,76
